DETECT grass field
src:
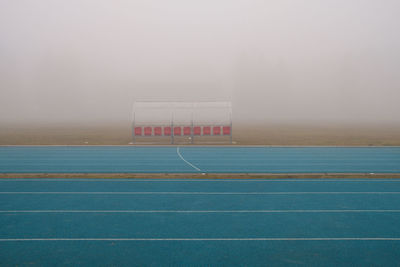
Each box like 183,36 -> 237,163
1,123 -> 400,145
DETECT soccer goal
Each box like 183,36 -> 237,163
131,100 -> 232,144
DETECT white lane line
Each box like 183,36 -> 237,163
1,191 -> 400,195
176,147 -> 201,172
1,210 -> 400,213
0,238 -> 400,241
1,179 -> 400,182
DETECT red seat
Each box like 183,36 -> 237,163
144,127 -> 152,136
154,127 -> 162,136
183,126 -> 191,136
203,126 -> 211,135
174,127 -> 181,136
134,127 -> 142,136
193,126 -> 201,135
164,126 -> 171,136
223,126 -> 231,135
213,126 -> 221,135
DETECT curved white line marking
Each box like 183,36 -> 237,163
0,238 -> 399,241
1,210 -> 400,213
176,147 -> 201,172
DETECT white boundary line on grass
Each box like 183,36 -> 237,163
0,238 -> 400,241
176,147 -> 201,172
1,209 -> 400,213
1,191 -> 400,195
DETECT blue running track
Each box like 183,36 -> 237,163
0,146 -> 399,173
1,178 -> 400,266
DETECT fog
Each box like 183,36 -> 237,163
1,0 -> 399,125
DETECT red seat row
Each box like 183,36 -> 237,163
134,126 -> 231,136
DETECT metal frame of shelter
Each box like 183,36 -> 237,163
131,101 -> 232,144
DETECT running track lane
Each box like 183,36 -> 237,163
0,146 -> 400,173
0,179 -> 400,266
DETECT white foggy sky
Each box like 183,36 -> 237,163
0,0 -> 399,124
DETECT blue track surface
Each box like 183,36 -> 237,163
0,146 -> 400,173
1,178 -> 400,266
